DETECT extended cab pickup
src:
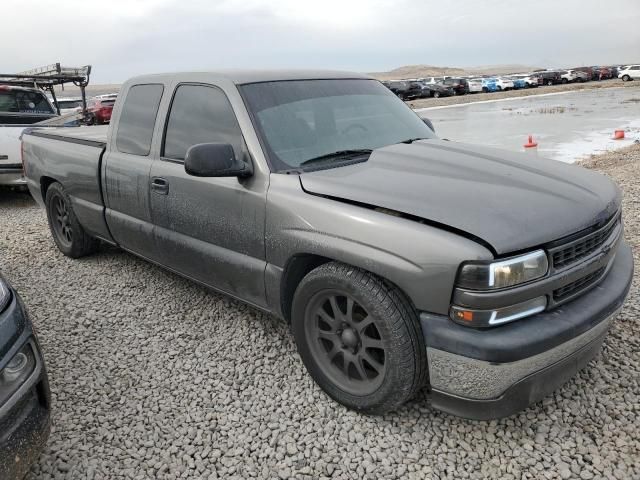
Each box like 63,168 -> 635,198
22,71 -> 632,419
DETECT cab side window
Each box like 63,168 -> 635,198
163,84 -> 246,162
116,84 -> 164,156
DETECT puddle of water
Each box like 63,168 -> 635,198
418,87 -> 640,162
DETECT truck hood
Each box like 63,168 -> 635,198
299,139 -> 620,255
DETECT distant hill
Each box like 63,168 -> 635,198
370,64 -> 542,80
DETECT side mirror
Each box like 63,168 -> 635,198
422,117 -> 435,133
184,143 -> 252,178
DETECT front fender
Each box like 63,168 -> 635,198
266,175 -> 492,314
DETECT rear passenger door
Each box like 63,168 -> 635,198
148,83 -> 268,308
103,83 -> 164,256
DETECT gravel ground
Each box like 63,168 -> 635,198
406,79 -> 640,109
0,146 -> 638,479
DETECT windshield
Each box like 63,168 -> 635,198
0,89 -> 54,114
240,79 -> 436,172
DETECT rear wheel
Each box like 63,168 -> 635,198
433,91 -> 440,98
622,75 -> 631,82
561,78 -> 568,84
546,80 -> 554,86
45,182 -> 99,258
291,262 -> 427,414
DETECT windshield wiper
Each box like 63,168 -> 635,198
299,149 -> 373,167
399,137 -> 428,144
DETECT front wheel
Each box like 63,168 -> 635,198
45,182 -> 99,258
433,91 -> 440,98
291,262 -> 427,414
622,75 -> 630,82
546,80 -> 554,86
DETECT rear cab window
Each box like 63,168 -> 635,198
116,84 -> 164,156
0,88 -> 54,114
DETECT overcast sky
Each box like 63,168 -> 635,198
3,0 -> 639,83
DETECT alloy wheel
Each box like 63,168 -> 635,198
305,291 -> 386,396
52,194 -> 72,247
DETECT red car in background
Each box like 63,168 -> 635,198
86,94 -> 117,124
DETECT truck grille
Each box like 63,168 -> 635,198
553,267 -> 606,301
552,216 -> 619,269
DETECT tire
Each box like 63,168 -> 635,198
433,91 -> 440,98
622,75 -> 630,82
561,78 -> 568,84
291,262 -> 427,415
45,182 -> 99,258
482,87 -> 488,93
496,86 -> 502,91
546,80 -> 553,86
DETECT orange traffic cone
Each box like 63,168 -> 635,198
613,130 -> 625,140
524,135 -> 538,148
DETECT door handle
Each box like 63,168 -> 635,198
151,177 -> 169,195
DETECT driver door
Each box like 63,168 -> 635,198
148,83 -> 268,308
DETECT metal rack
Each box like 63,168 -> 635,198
0,63 -> 92,115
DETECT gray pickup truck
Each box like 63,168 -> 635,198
22,71 -> 632,419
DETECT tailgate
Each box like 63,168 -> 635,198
0,126 -> 24,167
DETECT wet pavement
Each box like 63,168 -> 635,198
416,86 -> 640,162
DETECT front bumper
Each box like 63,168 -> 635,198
421,241 -> 633,420
0,287 -> 51,480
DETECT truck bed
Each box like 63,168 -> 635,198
22,125 -> 112,243
27,125 -> 108,147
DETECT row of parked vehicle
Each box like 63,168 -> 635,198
382,64 -> 640,100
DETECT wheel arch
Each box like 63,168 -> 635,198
278,251 -> 420,324
40,176 -> 59,202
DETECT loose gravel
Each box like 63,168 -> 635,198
0,146 -> 637,479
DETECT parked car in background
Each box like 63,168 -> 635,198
537,71 -> 563,86
421,83 -> 454,98
512,74 -> 540,88
573,67 -> 594,81
56,97 -> 83,115
508,77 -> 527,89
0,85 -> 58,186
591,67 -> 611,81
618,65 -> 640,81
420,77 -> 442,85
0,271 -> 51,480
467,78 -> 484,93
480,78 -> 498,92
442,77 -> 469,95
494,77 -> 514,91
94,93 -> 119,101
383,81 -> 423,100
561,70 -> 590,83
86,96 -> 117,124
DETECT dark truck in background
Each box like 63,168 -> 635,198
21,71 -> 632,419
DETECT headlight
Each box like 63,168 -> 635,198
0,342 -> 36,407
0,278 -> 10,313
457,250 -> 549,290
